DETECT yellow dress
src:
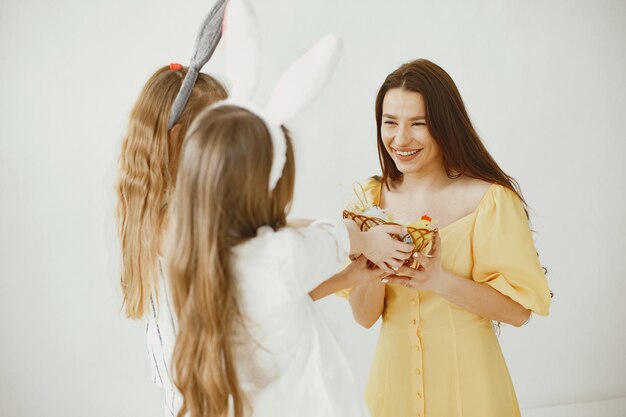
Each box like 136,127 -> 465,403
354,178 -> 551,417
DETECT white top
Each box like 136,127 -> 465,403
146,219 -> 369,417
146,260 -> 182,417
231,219 -> 369,417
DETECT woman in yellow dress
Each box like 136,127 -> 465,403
347,59 -> 552,417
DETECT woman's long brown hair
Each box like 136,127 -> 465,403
376,60 -> 551,304
375,59 -> 524,203
116,66 -> 227,319
166,105 -> 295,417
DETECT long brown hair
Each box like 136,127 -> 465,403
166,105 -> 295,417
116,66 -> 227,319
375,59 -> 524,203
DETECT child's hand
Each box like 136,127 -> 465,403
363,224 -> 413,274
343,255 -> 390,286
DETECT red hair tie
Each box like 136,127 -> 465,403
169,63 -> 183,70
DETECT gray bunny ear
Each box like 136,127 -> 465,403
167,0 -> 228,129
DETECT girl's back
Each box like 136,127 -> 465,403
232,222 -> 368,417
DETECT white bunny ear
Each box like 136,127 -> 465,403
223,0 -> 260,100
265,34 -> 342,123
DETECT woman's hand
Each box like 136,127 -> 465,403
362,224 -> 414,274
385,230 -> 450,293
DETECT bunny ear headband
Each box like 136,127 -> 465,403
216,0 -> 342,191
167,0 -> 228,129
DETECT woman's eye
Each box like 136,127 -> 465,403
384,121 -> 397,125
412,122 -> 426,127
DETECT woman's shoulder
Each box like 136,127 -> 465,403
457,176 -> 493,195
459,178 -> 527,222
448,177 -> 495,213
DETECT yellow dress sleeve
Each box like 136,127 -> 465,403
345,176 -> 382,212
361,176 -> 382,206
472,185 -> 551,316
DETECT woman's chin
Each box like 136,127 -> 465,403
394,162 -> 420,175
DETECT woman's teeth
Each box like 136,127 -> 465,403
397,150 -> 418,156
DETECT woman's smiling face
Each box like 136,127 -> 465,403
381,88 -> 442,176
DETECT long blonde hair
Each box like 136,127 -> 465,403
167,105 -> 295,417
116,65 -> 227,319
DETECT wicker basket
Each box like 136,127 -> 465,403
343,210 -> 434,269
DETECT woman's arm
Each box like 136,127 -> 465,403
348,282 -> 386,328
387,232 -> 530,327
435,270 -> 530,326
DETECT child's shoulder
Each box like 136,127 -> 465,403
236,226 -> 295,253
235,220 -> 347,262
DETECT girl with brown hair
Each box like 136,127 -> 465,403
166,103 -> 410,417
347,59 -> 552,417
116,64 -> 227,415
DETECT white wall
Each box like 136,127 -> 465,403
1,0 -> 624,415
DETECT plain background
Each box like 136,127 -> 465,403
1,0 -> 625,415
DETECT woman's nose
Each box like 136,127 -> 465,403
394,125 -> 412,145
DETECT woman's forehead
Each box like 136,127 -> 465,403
382,88 -> 425,116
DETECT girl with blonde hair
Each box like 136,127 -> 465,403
115,2 -> 227,415
116,63 -> 226,415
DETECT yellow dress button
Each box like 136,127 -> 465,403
415,368 -> 421,375
416,392 -> 422,399
411,299 -> 416,305
414,344 -> 420,351
412,319 -> 416,325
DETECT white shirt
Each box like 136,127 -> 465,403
231,219 -> 369,417
147,219 -> 369,417
146,259 -> 182,417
